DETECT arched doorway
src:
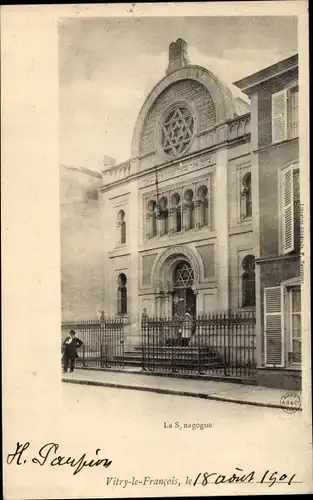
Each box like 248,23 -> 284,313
172,260 -> 196,317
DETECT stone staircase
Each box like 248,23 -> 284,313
114,345 -> 223,370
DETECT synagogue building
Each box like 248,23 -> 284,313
61,40 -> 300,389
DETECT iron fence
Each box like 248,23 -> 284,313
61,317 -> 124,369
141,311 -> 256,378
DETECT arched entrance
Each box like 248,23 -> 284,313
172,260 -> 196,317
151,245 -> 202,317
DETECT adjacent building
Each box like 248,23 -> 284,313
234,54 -> 301,389
60,164 -> 103,320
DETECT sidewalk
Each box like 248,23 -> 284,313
62,368 -> 302,410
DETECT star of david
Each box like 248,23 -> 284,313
162,107 -> 194,157
174,263 -> 194,287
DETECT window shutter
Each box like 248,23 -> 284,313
264,286 -> 285,367
282,166 -> 294,254
272,90 -> 287,143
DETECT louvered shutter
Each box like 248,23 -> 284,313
264,286 -> 285,367
282,166 -> 294,254
272,90 -> 287,143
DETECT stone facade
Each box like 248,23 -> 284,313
99,40 -> 254,348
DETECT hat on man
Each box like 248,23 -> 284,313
69,329 -> 76,335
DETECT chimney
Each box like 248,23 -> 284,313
101,155 -> 116,174
166,38 -> 190,76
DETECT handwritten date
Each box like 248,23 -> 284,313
190,468 -> 297,487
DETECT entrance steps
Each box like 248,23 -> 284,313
114,345 -> 223,370
117,348 -> 142,367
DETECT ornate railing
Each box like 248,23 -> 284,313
141,310 -> 256,378
101,160 -> 131,186
61,315 -> 124,369
227,113 -> 251,140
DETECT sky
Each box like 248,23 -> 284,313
59,16 -> 298,170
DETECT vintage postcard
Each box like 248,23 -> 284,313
2,2 -> 312,498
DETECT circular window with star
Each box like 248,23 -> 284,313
160,104 -> 195,158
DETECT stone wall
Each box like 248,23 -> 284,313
60,165 -> 103,320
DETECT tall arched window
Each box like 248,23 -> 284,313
118,210 -> 126,244
197,185 -> 208,226
242,255 -> 255,307
171,193 -> 182,233
158,196 -> 169,235
184,189 -> 195,230
147,200 -> 157,238
241,172 -> 252,219
117,273 -> 127,314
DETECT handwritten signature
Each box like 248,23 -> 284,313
6,442 -> 112,475
6,442 -> 300,487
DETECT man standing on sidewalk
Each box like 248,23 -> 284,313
62,329 -> 83,373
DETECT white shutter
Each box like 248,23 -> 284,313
272,90 -> 287,143
282,166 -> 294,254
264,286 -> 285,367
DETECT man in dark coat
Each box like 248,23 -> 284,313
62,330 -> 83,373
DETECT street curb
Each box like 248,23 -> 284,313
77,366 -> 258,386
62,377 -> 301,411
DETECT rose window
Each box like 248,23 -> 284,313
161,106 -> 194,157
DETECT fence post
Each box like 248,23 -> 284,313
119,317 -> 125,369
100,310 -> 107,367
82,344 -> 86,368
223,312 -> 229,376
197,315 -> 201,374
141,309 -> 148,371
171,333 -> 175,372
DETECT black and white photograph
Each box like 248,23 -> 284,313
3,2 -> 312,498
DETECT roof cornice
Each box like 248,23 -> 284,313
233,54 -> 298,95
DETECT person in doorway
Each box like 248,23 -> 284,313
181,308 -> 193,346
62,329 -> 83,373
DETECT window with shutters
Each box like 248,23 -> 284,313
280,163 -> 300,255
264,286 -> 284,367
287,85 -> 299,139
289,287 -> 301,364
272,84 -> 299,144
